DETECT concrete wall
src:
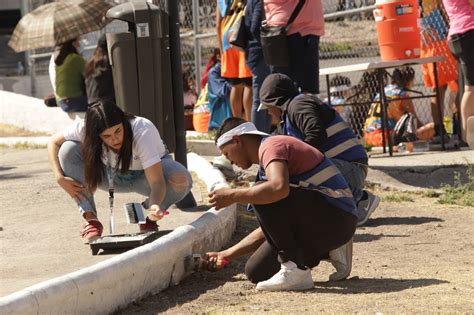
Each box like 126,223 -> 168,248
0,90 -> 82,135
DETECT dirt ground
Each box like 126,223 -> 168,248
0,148 -> 210,296
1,148 -> 473,314
118,192 -> 474,314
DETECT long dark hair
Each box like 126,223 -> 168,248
85,35 -> 109,78
392,66 -> 415,88
54,39 -> 79,66
82,101 -> 135,191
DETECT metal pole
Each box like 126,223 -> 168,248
166,0 -> 197,208
377,69 -> 388,154
192,0 -> 202,92
433,62 -> 445,150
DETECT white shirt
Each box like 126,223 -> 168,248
49,55 -> 56,93
63,116 -> 167,170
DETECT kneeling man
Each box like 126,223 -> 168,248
207,118 -> 357,291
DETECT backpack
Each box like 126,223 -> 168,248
392,112 -> 418,145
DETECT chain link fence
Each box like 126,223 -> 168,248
25,0 -> 459,142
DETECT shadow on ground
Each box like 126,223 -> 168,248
314,277 -> 449,294
370,164 -> 471,189
364,216 -> 444,227
116,205 -> 258,314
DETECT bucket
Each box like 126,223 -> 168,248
373,0 -> 421,60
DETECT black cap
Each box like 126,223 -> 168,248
259,73 -> 298,111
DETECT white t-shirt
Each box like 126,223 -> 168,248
63,116 -> 167,170
49,55 -> 56,93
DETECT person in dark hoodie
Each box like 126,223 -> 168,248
85,35 -> 115,105
258,73 -> 379,228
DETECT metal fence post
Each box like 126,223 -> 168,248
192,0 -> 202,92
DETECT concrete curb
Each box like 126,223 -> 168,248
0,153 -> 237,314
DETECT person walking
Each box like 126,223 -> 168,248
47,101 -> 193,244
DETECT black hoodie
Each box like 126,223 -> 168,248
260,73 -> 335,150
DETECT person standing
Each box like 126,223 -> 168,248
263,0 -> 324,93
84,35 -> 115,105
53,38 -> 88,113
216,0 -> 253,121
443,0 -> 474,148
244,0 -> 272,132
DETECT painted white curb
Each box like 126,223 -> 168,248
0,153 -> 237,314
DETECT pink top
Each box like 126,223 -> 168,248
259,136 -> 324,176
264,0 -> 324,37
442,0 -> 474,38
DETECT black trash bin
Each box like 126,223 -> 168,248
106,1 -> 175,151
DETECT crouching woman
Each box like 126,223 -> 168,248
47,101 -> 192,243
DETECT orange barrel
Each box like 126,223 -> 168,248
373,0 -> 421,60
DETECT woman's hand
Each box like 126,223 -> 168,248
57,176 -> 86,203
146,204 -> 169,221
203,252 -> 230,272
208,188 -> 235,210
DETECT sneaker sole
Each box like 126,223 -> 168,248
357,196 -> 380,226
329,238 -> 353,281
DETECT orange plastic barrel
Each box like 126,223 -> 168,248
373,0 -> 421,60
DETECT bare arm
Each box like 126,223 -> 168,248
216,2 -> 223,52
206,227 -> 265,270
47,132 -> 85,202
209,160 -> 290,209
143,161 -> 168,220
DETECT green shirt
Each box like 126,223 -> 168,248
55,53 -> 86,100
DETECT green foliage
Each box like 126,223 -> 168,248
437,165 -> 474,207
186,129 -> 217,141
383,193 -> 414,202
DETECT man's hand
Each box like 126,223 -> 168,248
57,176 -> 85,203
203,252 -> 230,272
208,188 -> 235,210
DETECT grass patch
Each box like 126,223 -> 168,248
186,129 -> 217,141
321,42 -> 353,52
0,142 -> 47,149
0,123 -> 49,137
422,189 -> 441,198
383,193 -> 415,202
437,166 -> 474,207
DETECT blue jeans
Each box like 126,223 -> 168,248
58,141 -> 193,216
272,34 -> 320,94
57,95 -> 88,112
250,57 -> 272,133
331,158 -> 367,220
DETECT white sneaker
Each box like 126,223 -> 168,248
328,238 -> 353,281
256,261 -> 313,291
357,190 -> 380,226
